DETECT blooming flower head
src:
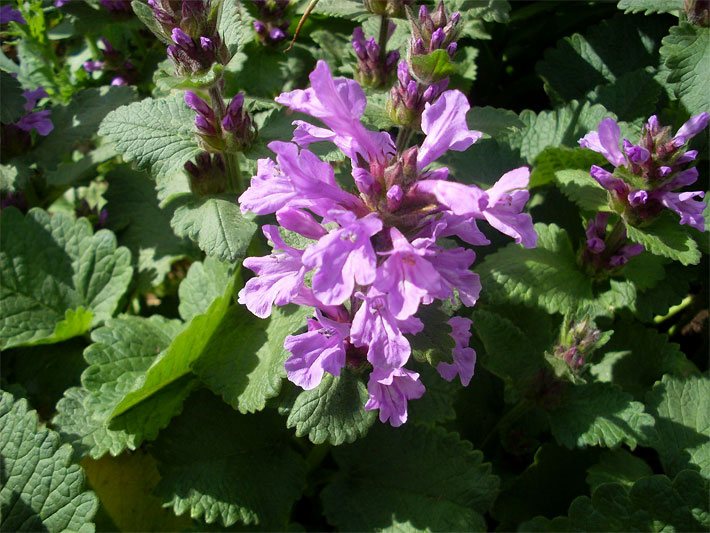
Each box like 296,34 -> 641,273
238,60 -> 536,426
579,114 -> 709,231
352,23 -> 400,88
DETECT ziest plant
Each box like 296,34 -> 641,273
0,0 -> 708,532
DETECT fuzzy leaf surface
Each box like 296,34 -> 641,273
322,425 -> 499,531
152,390 -> 307,528
0,391 -> 98,532
625,213 -> 701,265
0,208 -> 132,349
645,375 -> 710,478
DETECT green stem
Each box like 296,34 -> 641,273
395,126 -> 414,152
654,295 -> 694,324
378,14 -> 389,67
480,400 -> 531,449
208,84 -> 244,192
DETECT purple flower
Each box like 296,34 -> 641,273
237,226 -> 307,318
1,5 -> 25,24
302,211 -> 383,306
351,289 -> 414,369
351,23 -> 399,87
581,213 -> 644,272
373,228 -> 447,320
437,317 -> 476,386
365,367 -> 426,427
22,88 -> 48,111
579,118 -> 625,167
16,110 -> 53,136
284,312 -> 349,390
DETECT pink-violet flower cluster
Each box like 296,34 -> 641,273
579,113 -> 709,232
237,61 -> 536,427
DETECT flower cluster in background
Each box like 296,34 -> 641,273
253,0 -> 291,45
237,61 -> 536,426
578,113 -> 709,274
83,38 -> 136,86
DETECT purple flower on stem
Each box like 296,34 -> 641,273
579,114 -> 708,231
302,211 -> 383,306
365,367 -> 426,427
581,212 -> 644,273
437,317 -> 476,386
239,60 -> 536,426
284,311 -> 349,390
351,23 -> 400,88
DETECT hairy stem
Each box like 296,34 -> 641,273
208,84 -> 243,192
378,14 -> 389,67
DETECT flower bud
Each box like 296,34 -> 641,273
253,0 -> 291,45
184,151 -> 228,196
352,23 -> 399,87
685,0 -> 710,26
222,93 -> 256,150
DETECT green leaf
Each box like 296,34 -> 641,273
53,315 -> 193,459
0,208 -> 133,349
284,370 -> 376,446
218,0 -> 252,56
492,443 -> 598,530
586,449 -> 653,491
530,147 -> 606,188
152,389 -> 307,528
473,309 -> 548,392
108,274 -> 236,419
130,0 -> 171,44
523,470 -> 709,532
407,361 -> 460,425
168,194 -> 258,263
548,382 -> 655,449
0,71 -> 25,124
309,0 -> 369,19
0,391 -> 98,532
105,166 -> 197,289
536,15 -> 668,102
192,304 -> 311,414
479,223 -> 593,315
554,168 -> 610,212
322,424 -> 500,531
469,106 -> 524,138
591,321 -> 698,400
178,257 -> 233,321
590,67 -> 663,123
617,0 -> 683,15
513,101 -> 618,164
410,49 -> 458,82
98,94 -> 201,184
625,213 -> 701,265
31,86 -> 137,170
660,23 -> 710,115
645,375 -> 710,478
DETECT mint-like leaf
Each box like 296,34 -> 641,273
645,375 -> 710,478
660,23 -> 710,116
322,424 -> 500,531
168,194 -> 257,263
625,213 -> 701,265
284,370 -> 376,446
0,391 -> 98,532
549,382 -> 655,449
178,257 -> 233,321
554,168 -> 610,211
523,470 -> 709,531
32,86 -> 137,170
591,322 -> 698,400
0,208 -> 133,349
586,449 -> 653,491
479,223 -> 593,315
192,304 -> 311,414
617,0 -> 683,15
53,316 -> 193,459
530,147 -> 606,188
98,95 -> 201,184
152,389 -> 307,528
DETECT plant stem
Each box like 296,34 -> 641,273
378,14 -> 389,67
208,84 -> 243,192
395,126 -> 414,152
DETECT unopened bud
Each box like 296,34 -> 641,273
185,151 -> 228,195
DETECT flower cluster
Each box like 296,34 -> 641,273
579,113 -> 709,232
580,212 -> 644,275
388,1 -> 459,127
553,318 -> 604,373
83,38 -> 136,86
352,22 -> 400,88
148,0 -> 228,74
184,91 -> 255,153
237,61 -> 536,426
253,0 -> 291,45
